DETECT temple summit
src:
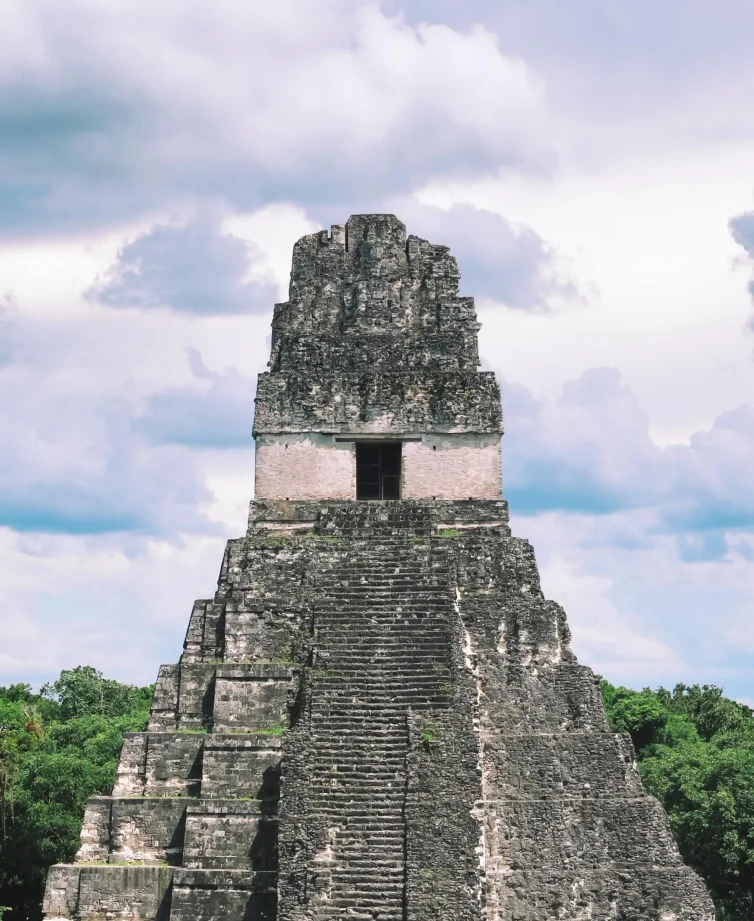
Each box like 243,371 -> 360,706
43,214 -> 715,921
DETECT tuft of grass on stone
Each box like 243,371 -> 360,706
419,722 -> 440,750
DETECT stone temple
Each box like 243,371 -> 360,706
44,215 -> 715,920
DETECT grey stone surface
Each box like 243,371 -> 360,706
42,215 -> 715,921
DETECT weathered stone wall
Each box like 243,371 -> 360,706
254,434 -> 502,501
255,435 -> 356,500
78,796 -> 187,865
43,508 -> 716,921
41,213 -> 714,921
254,370 -> 502,436
402,436 -> 502,499
43,865 -> 173,920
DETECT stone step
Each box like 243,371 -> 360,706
310,752 -> 405,762
310,721 -> 407,730
323,857 -> 404,868
311,738 -> 406,748
313,668 -> 449,677
321,599 -> 445,605
313,767 -> 404,777
314,858 -> 405,870
320,653 -> 450,660
313,909 -> 403,921
312,747 -> 407,757
330,834 -> 405,845
312,697 -> 449,710
321,585 -> 438,592
329,896 -> 404,909
311,790 -> 405,799
313,723 -> 405,731
309,712 -> 409,723
311,796 -> 405,807
316,612 -> 450,621
314,679 -> 447,689
311,713 -> 409,721
311,732 -> 408,741
309,780 -> 405,791
314,681 -> 447,688
309,814 -> 405,825
328,885 -> 404,897
326,872 -> 404,901
321,585 -> 443,592
314,692 -> 448,700
338,844 -> 405,854
312,681 -> 448,689
316,638 -> 451,647
321,574 -> 435,582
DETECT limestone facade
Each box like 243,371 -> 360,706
42,215 -> 714,921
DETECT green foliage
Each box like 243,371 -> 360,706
419,722 -> 439,751
0,668 -> 152,921
601,679 -> 754,921
40,666 -> 152,722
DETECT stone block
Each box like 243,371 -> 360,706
201,734 -> 282,799
482,730 -> 642,798
77,798 -> 111,863
184,800 -> 278,870
481,663 -> 610,733
109,797 -> 188,864
42,864 -> 81,918
112,733 -> 148,796
487,866 -> 715,921
213,665 -> 298,732
176,664 -> 216,730
144,733 -> 205,796
483,794 -> 682,873
223,608 -> 303,663
109,731 -> 204,797
253,370 -> 503,436
170,869 -> 276,921
44,865 -> 173,921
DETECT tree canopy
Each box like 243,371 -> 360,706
602,680 -> 754,921
2,667 -> 754,920
0,667 -> 152,921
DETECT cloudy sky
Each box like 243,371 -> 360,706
2,0 -> 754,701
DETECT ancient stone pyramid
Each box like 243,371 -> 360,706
44,215 -> 715,921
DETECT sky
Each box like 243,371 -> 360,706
1,0 -> 754,701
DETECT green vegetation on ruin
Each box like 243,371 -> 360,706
0,667 -> 153,920
255,534 -> 295,547
436,529 -> 462,538
601,680 -> 754,921
2,667 -> 754,920
419,722 -> 440,750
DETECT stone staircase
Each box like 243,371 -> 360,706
305,540 -> 454,921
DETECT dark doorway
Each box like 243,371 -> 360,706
356,442 -> 401,500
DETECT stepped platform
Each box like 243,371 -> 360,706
42,214 -> 713,921
43,510 -> 715,920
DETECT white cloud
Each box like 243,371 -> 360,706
0,1 -> 552,236
516,510 -> 754,697
0,528 -> 234,687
